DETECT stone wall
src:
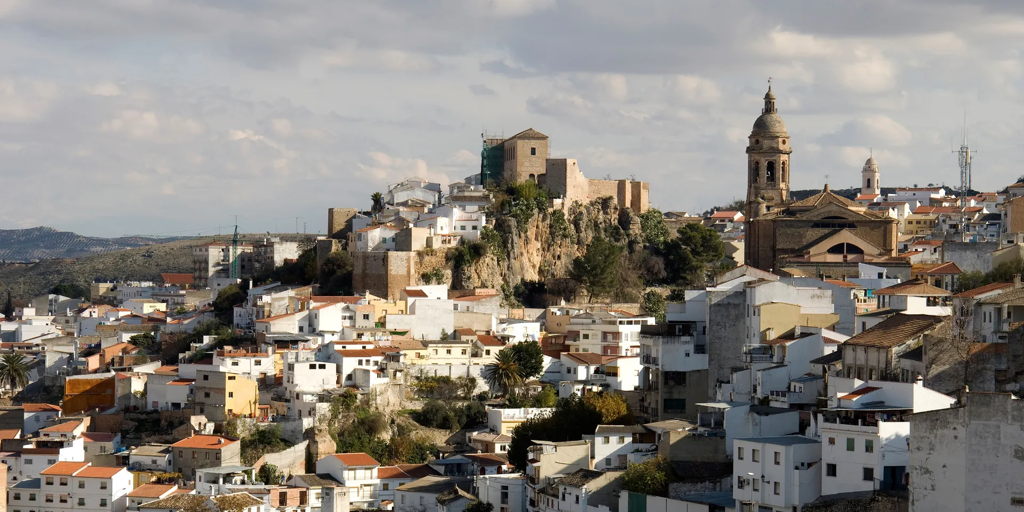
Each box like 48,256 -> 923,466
658,431 -> 728,462
328,208 -> 358,239
353,251 -> 416,300
261,440 -> 309,479
804,493 -> 907,512
706,289 -> 746,400
942,241 -> 999,274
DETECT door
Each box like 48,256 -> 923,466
881,466 -> 906,491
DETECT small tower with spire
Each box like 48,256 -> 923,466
861,152 -> 880,197
746,81 -> 792,220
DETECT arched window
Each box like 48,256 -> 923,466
781,162 -> 787,182
766,161 -> 776,182
867,178 -> 872,188
827,243 -> 865,255
528,174 -> 536,183
753,161 -> 760,182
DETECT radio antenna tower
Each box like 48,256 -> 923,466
954,114 -> 974,241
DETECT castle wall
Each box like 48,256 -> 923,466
327,208 -> 358,239
353,251 -> 416,300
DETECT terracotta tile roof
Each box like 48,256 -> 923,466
312,296 -> 363,304
954,281 -> 1013,298
710,211 -> 741,219
920,262 -> 962,275
336,349 -> 384,357
171,435 -> 237,449
463,453 -> 509,466
404,289 -> 429,298
563,352 -> 608,365
40,461 -> 89,475
397,463 -> 440,478
160,273 -> 194,286
843,314 -> 947,349
378,466 -> 410,479
167,379 -> 195,386
454,294 -> 494,302
911,240 -> 943,246
129,483 -> 177,498
874,279 -> 950,296
154,365 -> 179,375
380,339 -> 426,351
81,432 -> 116,442
255,311 -> 298,323
21,403 -> 61,412
454,328 -> 476,336
0,429 -> 19,440
40,420 -> 82,433
77,466 -> 126,478
140,494 -> 208,509
23,448 -> 60,455
476,335 -> 504,347
855,194 -> 881,200
838,386 -> 881,400
333,452 -> 380,467
824,279 -> 860,289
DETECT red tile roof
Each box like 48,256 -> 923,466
312,296 -> 363,304
333,452 -> 380,467
396,463 -> 440,478
160,273 -> 194,286
21,403 -> 61,413
920,262 -> 962,275
81,432 -> 117,443
77,466 -> 126,478
824,279 -> 860,289
953,281 -> 1013,299
129,483 -> 177,498
336,349 -> 384,357
0,429 -> 19,440
40,420 -> 82,433
377,466 -> 409,479
844,314 -> 946,349
839,386 -> 881,400
476,335 -> 504,347
874,279 -> 950,296
167,379 -> 195,386
171,435 -> 237,450
40,461 -> 89,476
454,328 -> 476,336
403,289 -> 429,298
710,211 -> 741,219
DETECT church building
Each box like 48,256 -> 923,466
744,86 -> 899,272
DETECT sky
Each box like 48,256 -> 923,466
2,0 -> 1024,237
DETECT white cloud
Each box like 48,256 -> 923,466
0,78 -> 57,122
835,49 -> 898,93
86,82 -> 122,96
358,151 -> 452,187
101,110 -> 161,139
820,115 -> 913,148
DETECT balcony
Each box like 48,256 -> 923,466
743,345 -> 774,364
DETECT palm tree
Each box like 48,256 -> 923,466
370,192 -> 385,221
0,353 -> 29,394
484,348 -> 524,396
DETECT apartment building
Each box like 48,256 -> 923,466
170,435 -> 241,479
565,311 -> 654,357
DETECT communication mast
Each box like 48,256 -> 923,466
954,118 -> 974,242
231,217 -> 240,279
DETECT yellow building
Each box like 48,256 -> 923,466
194,369 -> 259,423
904,213 -> 938,236
752,302 -> 839,343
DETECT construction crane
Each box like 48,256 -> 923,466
230,221 -> 240,279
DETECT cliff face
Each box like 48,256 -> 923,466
454,199 -> 643,291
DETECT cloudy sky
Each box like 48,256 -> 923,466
2,0 -> 1023,237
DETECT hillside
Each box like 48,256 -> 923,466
0,232 -> 311,299
0,227 -> 191,262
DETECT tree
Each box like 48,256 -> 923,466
508,394 -> 602,471
532,386 -> 557,407
641,291 -> 666,323
620,456 -> 672,496
582,392 -> 634,424
371,192 -> 385,220
0,353 -> 29,393
320,250 -> 354,295
662,223 -> 724,286
257,463 -> 282,485
638,208 -> 669,248
507,340 -> 544,380
465,501 -> 494,512
129,332 -> 156,350
484,349 -> 524,395
173,305 -> 189,315
571,237 -> 622,301
50,283 -> 90,300
213,284 -> 244,315
440,328 -> 450,342
953,270 -> 987,294
2,291 -> 13,319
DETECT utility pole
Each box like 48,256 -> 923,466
231,215 -> 240,280
954,115 -> 974,242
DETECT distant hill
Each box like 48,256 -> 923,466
0,229 -> 313,299
0,227 -> 190,262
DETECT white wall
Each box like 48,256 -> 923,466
477,475 -> 527,512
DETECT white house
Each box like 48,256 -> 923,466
22,403 -> 62,436
37,461 -> 133,512
696,403 -> 800,456
584,425 -> 656,470
129,444 -> 173,473
284,355 -> 340,419
354,225 -> 399,252
433,205 -> 487,242
316,452 -> 382,509
126,483 -> 179,511
817,378 -> 955,497
332,348 -> 385,390
565,311 -> 654,357
476,474 -> 527,512
734,436 -> 821,512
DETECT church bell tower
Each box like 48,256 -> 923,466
746,85 -> 792,219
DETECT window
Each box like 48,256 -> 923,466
59,478 -> 67,486
44,478 -> 52,485
738,447 -> 744,460
863,467 -> 874,482
865,440 -> 874,453
12,493 -> 19,501
827,464 -> 837,477
461,349 -> 467,355
78,481 -> 85,489
575,495 -> 580,504
203,374 -> 209,381
752,479 -> 759,492
204,392 -> 210,398
228,375 -> 236,381
603,437 -> 610,444
383,483 -> 389,491
663,398 -> 686,413
752,449 -> 760,462
828,437 -> 835,446
216,453 -> 221,460
24,459 -> 31,465
78,498 -> 85,506
737,476 -> 744,489
100,499 -> 108,507
774,451 -> 780,465
485,350 -> 491,355
618,436 -> 626,444
28,493 -> 35,501
231,361 -> 239,366
531,147 -> 537,156
228,392 -> 234,398
604,458 -> 611,466
847,438 -> 855,451
192,451 -> 197,459
45,494 -> 53,503
773,482 -> 780,495
446,349 -> 452,355
178,450 -> 184,458
255,360 -> 261,366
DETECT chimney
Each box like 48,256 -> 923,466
915,375 -> 924,387
1015,274 -> 1022,289
793,325 -> 801,336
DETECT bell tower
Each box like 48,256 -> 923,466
746,84 -> 792,220
861,155 -> 880,196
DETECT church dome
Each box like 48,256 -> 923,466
865,156 -> 877,166
752,112 -> 787,135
